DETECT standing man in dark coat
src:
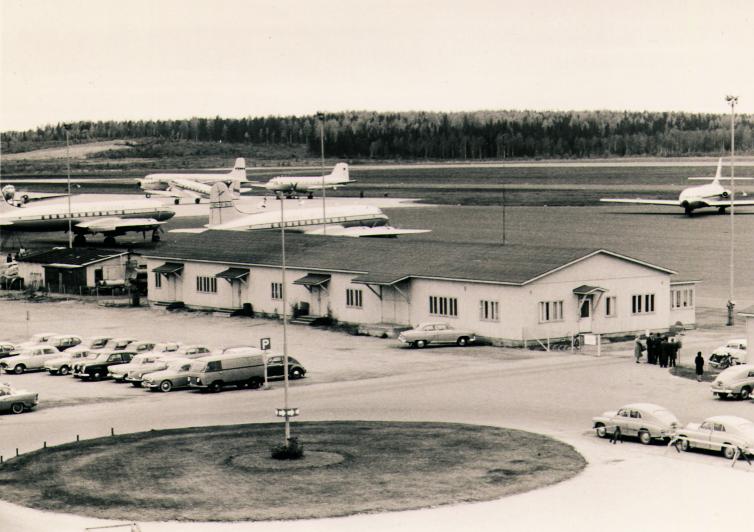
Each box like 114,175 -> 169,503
695,352 -> 704,382
646,333 -> 656,364
659,336 -> 670,368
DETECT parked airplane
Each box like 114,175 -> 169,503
601,158 -> 754,216
260,163 -> 353,198
0,188 -> 175,245
136,158 -> 247,204
172,182 -> 428,237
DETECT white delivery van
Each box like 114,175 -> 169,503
187,351 -> 266,392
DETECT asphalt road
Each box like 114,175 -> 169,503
0,299 -> 753,531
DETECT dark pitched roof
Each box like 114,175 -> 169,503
17,248 -> 128,267
144,231 -> 677,286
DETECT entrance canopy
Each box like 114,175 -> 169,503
572,285 -> 606,296
293,273 -> 331,287
215,267 -> 249,281
153,262 -> 184,275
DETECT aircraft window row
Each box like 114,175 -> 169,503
39,210 -> 130,220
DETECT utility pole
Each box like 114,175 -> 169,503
725,95 -> 738,326
65,127 -> 73,248
280,194 -> 291,443
317,112 -> 326,235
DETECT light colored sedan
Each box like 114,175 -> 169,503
398,322 -> 476,348
0,345 -> 60,374
44,348 -> 93,375
592,403 -> 680,444
0,383 -> 38,414
710,364 -> 754,400
142,359 -> 194,392
675,415 -> 754,459
109,353 -> 168,382
125,356 -> 185,387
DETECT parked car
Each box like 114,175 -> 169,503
675,415 -> 754,459
44,348 -> 93,375
13,332 -> 59,351
0,342 -> 16,359
174,345 -> 212,358
0,345 -> 60,374
73,350 -> 135,380
592,403 -> 680,444
0,383 -> 38,414
125,356 -> 184,387
142,359 -> 194,392
47,334 -> 83,352
266,355 -> 306,380
398,322 -> 476,348
709,339 -> 748,369
711,364 -> 754,400
108,353 -> 170,382
110,338 -> 137,350
187,351 -> 266,392
82,336 -> 113,350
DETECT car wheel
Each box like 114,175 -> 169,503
595,423 -> 607,438
291,368 -> 304,379
13,364 -> 25,375
722,445 -> 737,460
92,370 -> 103,381
10,403 -> 25,415
638,430 -> 652,445
59,366 -> 70,376
248,378 -> 263,390
131,382 -> 142,388
159,380 -> 173,393
209,381 -> 222,393
740,387 -> 751,400
457,336 -> 469,347
679,437 -> 691,451
416,340 -> 427,348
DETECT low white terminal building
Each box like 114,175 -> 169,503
144,231 -> 698,346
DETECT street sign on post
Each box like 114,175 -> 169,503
276,408 -> 299,418
260,337 -> 271,350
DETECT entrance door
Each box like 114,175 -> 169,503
578,296 -> 593,333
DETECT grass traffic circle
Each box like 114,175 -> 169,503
0,421 -> 585,521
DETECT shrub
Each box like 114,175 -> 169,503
270,437 -> 304,460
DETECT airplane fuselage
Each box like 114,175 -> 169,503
264,175 -> 352,193
0,200 -> 175,233
211,204 -> 388,232
678,182 -> 730,212
139,173 -> 240,191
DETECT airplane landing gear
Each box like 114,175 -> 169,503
194,198 -> 201,204
104,236 -> 116,246
151,230 -> 161,242
718,207 -> 727,214
73,234 -> 87,246
307,192 -> 314,200
174,198 -> 180,205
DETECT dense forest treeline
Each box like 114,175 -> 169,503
2,110 -> 753,159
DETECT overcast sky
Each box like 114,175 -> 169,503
1,0 -> 752,131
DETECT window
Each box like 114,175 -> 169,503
429,296 -> 458,317
479,300 -> 499,321
671,287 -> 694,309
539,300 -> 563,322
632,294 -> 655,314
154,273 -> 162,288
196,276 -> 217,293
346,288 -> 363,308
271,282 -> 283,300
206,361 -> 222,372
605,296 -> 617,317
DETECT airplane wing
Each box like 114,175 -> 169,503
169,228 -> 210,234
75,217 -> 165,234
16,192 -> 69,203
300,225 -> 431,237
600,198 -> 680,206
706,198 -> 754,207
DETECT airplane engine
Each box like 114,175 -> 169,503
721,191 -> 729,197
2,185 -> 16,203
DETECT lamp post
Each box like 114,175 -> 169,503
317,112 -> 326,235
65,127 -> 73,248
725,95 -> 738,326
279,193 -> 292,442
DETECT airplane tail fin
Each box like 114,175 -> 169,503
713,157 -> 722,183
209,182 -> 244,226
229,158 -> 247,182
330,162 -> 350,182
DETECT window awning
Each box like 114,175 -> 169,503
352,272 -> 410,286
153,262 -> 184,275
572,285 -> 606,296
215,267 -> 249,281
293,273 -> 331,287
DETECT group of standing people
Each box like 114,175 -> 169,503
634,332 -> 681,367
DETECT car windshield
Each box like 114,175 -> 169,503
652,410 -> 679,425
93,353 -> 111,361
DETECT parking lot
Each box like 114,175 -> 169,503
1,296 -> 753,531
